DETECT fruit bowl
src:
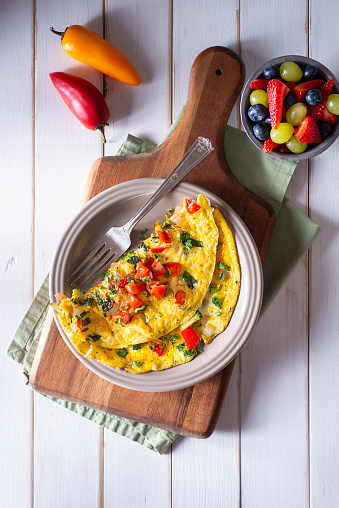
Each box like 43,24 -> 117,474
240,55 -> 339,161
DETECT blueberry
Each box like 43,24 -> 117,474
283,91 -> 295,109
265,116 -> 272,126
305,89 -> 322,105
248,104 -> 268,122
304,65 -> 318,80
253,122 -> 270,141
263,65 -> 280,80
317,121 -> 332,139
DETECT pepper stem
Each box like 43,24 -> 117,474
50,27 -> 66,38
97,124 -> 109,143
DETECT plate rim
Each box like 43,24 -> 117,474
50,178 -> 263,392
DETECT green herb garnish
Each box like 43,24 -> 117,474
161,219 -> 175,231
116,349 -> 128,358
132,361 -> 143,368
219,272 -> 225,281
209,283 -> 221,294
87,334 -> 101,342
132,343 -> 144,350
217,262 -> 231,270
195,310 -> 202,320
140,228 -> 147,241
139,242 -> 148,252
134,304 -> 146,313
176,343 -> 196,357
212,296 -> 223,309
178,271 -> 197,289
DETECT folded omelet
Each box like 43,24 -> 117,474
53,195 -> 241,374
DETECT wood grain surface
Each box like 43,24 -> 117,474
29,47 -> 275,438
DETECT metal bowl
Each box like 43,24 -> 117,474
240,55 -> 339,161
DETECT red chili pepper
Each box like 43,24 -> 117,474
181,327 -> 200,350
158,231 -> 172,243
49,72 -> 109,142
165,262 -> 181,277
184,199 -> 201,214
125,281 -> 146,295
175,291 -> 186,305
149,342 -> 165,356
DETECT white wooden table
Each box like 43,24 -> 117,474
2,1 -> 338,507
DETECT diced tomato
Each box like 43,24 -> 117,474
149,342 -> 165,356
149,284 -> 167,299
135,262 -> 149,279
175,291 -> 186,305
150,246 -> 167,253
146,257 -> 155,268
112,311 -> 130,324
158,230 -> 172,243
146,280 -> 160,293
181,327 -> 200,350
119,278 -> 127,288
125,281 -> 146,295
184,199 -> 201,214
165,262 -> 181,277
128,294 -> 144,309
77,319 -> 82,329
149,259 -> 166,276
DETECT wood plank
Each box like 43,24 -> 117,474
239,1 -> 309,507
0,1 -> 34,506
103,3 -> 173,505
309,1 -> 339,506
171,3 -> 242,504
33,1 -> 103,506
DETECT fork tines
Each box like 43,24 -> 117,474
67,243 -> 116,291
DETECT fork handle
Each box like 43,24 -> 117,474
123,136 -> 214,234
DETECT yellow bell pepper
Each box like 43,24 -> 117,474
50,25 -> 141,86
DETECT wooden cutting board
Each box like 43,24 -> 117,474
30,47 -> 276,438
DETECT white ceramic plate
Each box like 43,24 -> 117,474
50,179 -> 263,392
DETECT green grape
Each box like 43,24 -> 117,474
286,134 -> 307,154
326,94 -> 339,115
249,89 -> 268,108
286,102 -> 307,126
270,122 -> 294,144
280,62 -> 303,82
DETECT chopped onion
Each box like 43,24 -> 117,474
177,278 -> 186,286
202,324 -> 216,339
107,303 -> 119,316
50,302 -> 60,312
220,270 -> 232,280
200,315 -> 209,326
70,322 -> 78,333
54,292 -> 67,300
169,213 -> 182,225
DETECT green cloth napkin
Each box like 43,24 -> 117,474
7,115 -> 320,455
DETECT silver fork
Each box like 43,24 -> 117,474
67,136 -> 214,291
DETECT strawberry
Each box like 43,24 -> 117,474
262,138 -> 279,153
307,79 -> 335,120
292,79 -> 324,102
250,78 -> 269,90
319,106 -> 338,125
295,116 -> 323,144
267,79 -> 290,129
279,144 -> 290,153
284,81 -> 297,90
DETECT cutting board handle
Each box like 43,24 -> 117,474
170,46 -> 245,159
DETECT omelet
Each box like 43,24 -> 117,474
54,195 -> 219,351
53,196 -> 241,374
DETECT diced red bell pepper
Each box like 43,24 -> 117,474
149,342 -> 165,356
175,290 -> 186,305
77,319 -> 83,329
149,259 -> 166,276
125,281 -> 146,295
149,284 -> 167,300
119,278 -> 127,288
128,294 -> 144,309
165,262 -> 181,277
184,199 -> 201,214
150,246 -> 167,253
135,262 -> 149,279
181,327 -> 200,350
112,311 -> 130,324
158,230 -> 172,243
